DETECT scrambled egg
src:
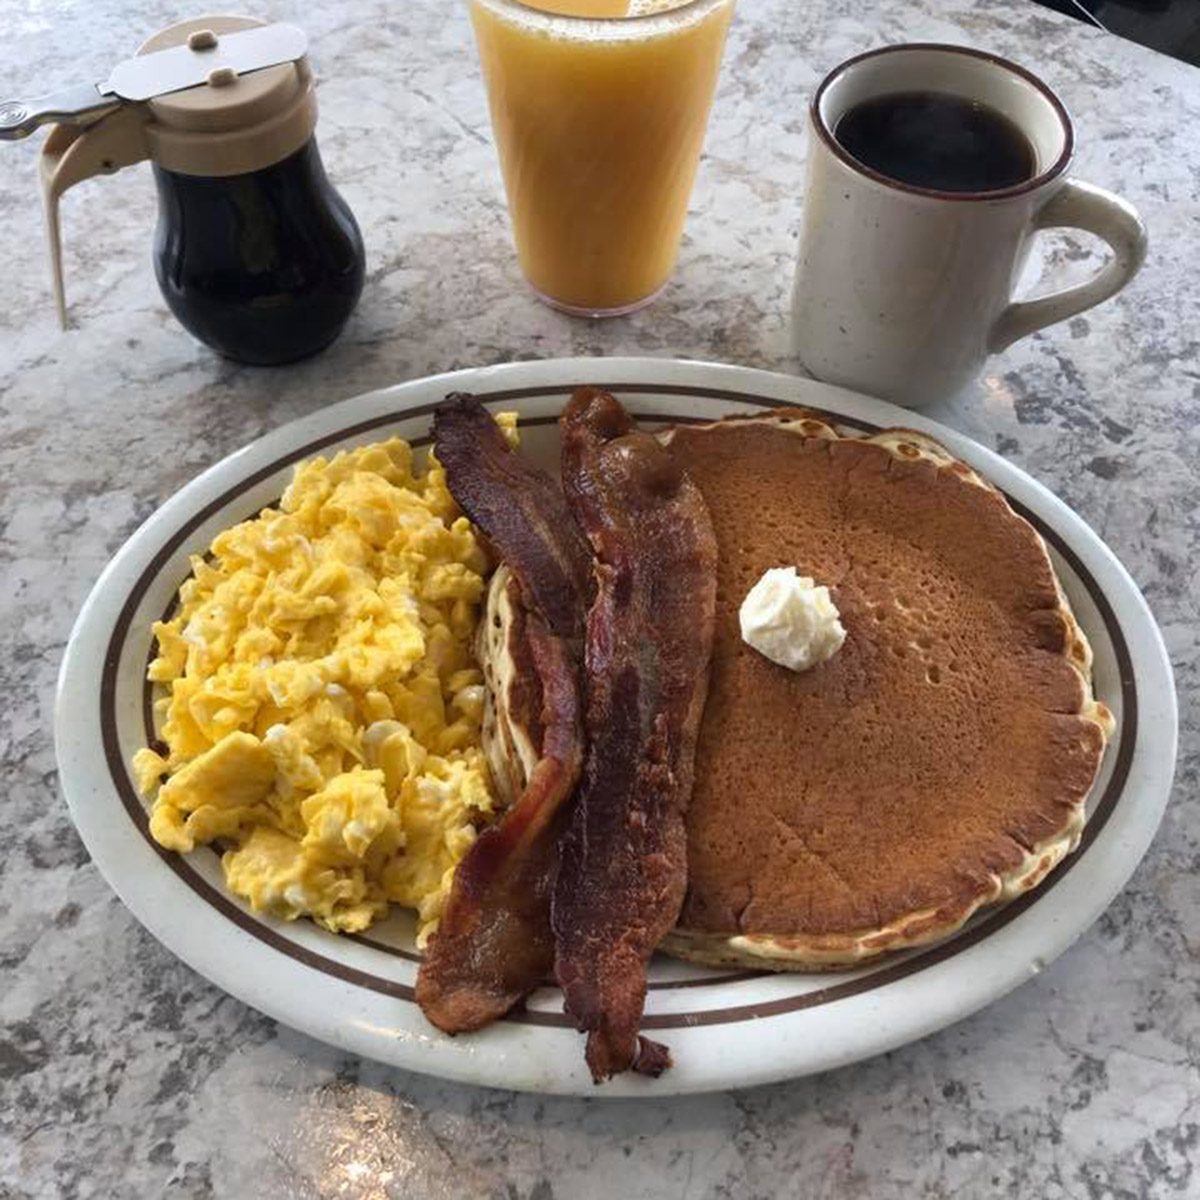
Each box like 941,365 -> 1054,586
132,425 -> 515,944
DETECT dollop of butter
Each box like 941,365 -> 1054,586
739,567 -> 846,672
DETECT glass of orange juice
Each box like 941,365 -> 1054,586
468,0 -> 736,317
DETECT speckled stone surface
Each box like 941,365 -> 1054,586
1,0 -> 1197,1196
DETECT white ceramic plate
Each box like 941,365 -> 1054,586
56,358 -> 1177,1096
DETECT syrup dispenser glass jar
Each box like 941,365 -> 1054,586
150,115 -> 365,365
17,15 -> 365,365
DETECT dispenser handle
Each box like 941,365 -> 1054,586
39,107 -> 150,327
0,85 -> 120,141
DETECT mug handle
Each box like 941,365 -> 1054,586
988,178 -> 1147,353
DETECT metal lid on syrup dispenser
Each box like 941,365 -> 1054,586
135,15 -> 317,176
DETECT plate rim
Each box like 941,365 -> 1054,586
55,356 -> 1179,1096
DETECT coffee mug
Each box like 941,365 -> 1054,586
791,44 -> 1147,408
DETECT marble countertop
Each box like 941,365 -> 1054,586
2,0 -> 1197,1196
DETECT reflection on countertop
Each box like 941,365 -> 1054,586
1034,0 -> 1200,65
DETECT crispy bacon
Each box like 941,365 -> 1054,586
415,394 -> 589,1032
552,388 -> 718,1081
431,393 -> 591,640
415,621 -> 580,1030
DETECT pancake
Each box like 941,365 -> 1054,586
478,564 -> 542,810
476,410 -> 1114,970
656,412 -> 1113,968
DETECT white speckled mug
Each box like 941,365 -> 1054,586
791,44 -> 1147,408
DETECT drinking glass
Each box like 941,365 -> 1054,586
469,0 -> 736,317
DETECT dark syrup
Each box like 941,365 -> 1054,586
153,138 -> 365,366
834,91 -> 1037,193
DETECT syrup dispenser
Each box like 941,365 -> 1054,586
0,16 -> 365,365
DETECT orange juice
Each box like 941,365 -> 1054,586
469,0 -> 735,314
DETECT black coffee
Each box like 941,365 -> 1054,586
834,91 -> 1036,193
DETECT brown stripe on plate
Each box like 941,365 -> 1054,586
102,382 -> 1137,1031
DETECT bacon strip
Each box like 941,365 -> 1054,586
416,394 -> 589,1032
552,389 -> 718,1080
431,393 -> 591,640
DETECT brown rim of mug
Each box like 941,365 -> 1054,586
811,43 -> 1075,202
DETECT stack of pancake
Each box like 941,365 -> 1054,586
481,409 -> 1113,970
